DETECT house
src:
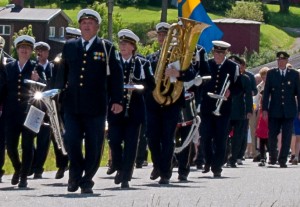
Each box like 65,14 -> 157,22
0,1 -> 72,60
213,18 -> 261,55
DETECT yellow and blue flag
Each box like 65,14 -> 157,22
178,0 -> 223,53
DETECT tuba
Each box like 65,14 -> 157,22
152,18 -> 210,105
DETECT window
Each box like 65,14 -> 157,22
59,27 -> 64,38
49,27 -> 55,37
0,25 -> 11,35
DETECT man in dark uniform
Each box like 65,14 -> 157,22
191,45 -> 210,170
0,36 -> 6,182
135,22 -> 171,169
200,40 -> 240,178
174,44 -> 210,181
107,29 -> 155,188
236,58 -> 257,164
146,22 -> 196,184
55,9 -> 123,194
0,35 -> 45,187
29,42 -> 53,179
262,51 -> 300,168
226,55 -> 253,168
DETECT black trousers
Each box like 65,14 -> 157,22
51,133 -> 69,169
228,119 -> 247,164
147,103 -> 180,179
268,117 -> 293,164
6,114 -> 35,178
175,125 -> 192,176
108,122 -> 141,181
135,122 -> 148,165
31,124 -> 51,174
64,113 -> 105,189
200,113 -> 230,174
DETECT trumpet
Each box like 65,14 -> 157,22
207,73 -> 230,116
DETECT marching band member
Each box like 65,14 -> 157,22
146,22 -> 196,184
200,40 -> 241,178
262,51 -> 300,168
29,42 -> 53,179
55,9 -> 123,194
50,27 -> 82,180
0,35 -> 45,187
174,44 -> 210,181
107,29 -> 155,188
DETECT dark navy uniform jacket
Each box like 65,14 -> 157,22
201,58 -> 240,117
230,73 -> 253,120
107,55 -> 155,125
262,68 -> 300,118
55,37 -> 123,116
0,60 -> 45,116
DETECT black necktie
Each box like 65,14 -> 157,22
83,41 -> 89,51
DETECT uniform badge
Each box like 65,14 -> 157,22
115,51 -> 120,61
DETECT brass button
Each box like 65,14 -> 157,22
80,83 -> 83,86
82,68 -> 85,71
18,92 -> 21,95
18,74 -> 22,77
18,98 -> 21,101
84,53 -> 87,57
18,79 -> 21,82
80,75 -> 83,79
83,60 -> 86,64
18,86 -> 21,89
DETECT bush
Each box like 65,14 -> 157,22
202,0 -> 235,13
225,1 -> 265,22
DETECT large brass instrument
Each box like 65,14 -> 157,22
153,18 -> 209,105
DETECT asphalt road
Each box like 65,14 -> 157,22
0,159 -> 299,207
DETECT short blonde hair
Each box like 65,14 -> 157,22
259,67 -> 269,77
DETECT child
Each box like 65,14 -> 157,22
255,67 -> 269,166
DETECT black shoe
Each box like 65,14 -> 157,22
142,161 -> 148,167
55,168 -> 65,179
196,164 -> 203,170
81,187 -> 93,194
213,172 -> 221,178
121,181 -> 129,189
258,159 -> 266,167
178,174 -> 187,181
202,165 -> 210,173
18,178 -> 28,188
135,163 -> 143,169
268,160 -> 277,165
158,177 -> 170,185
280,163 -> 287,168
67,182 -> 79,192
33,173 -> 42,179
230,163 -> 237,168
0,170 -> 4,183
114,171 -> 123,185
11,173 -> 20,185
107,166 -> 116,175
150,168 -> 160,180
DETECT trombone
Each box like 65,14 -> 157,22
207,73 -> 230,116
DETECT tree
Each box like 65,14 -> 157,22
279,0 -> 290,13
161,0 -> 168,22
107,0 -> 114,41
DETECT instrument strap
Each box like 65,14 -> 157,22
102,39 -> 112,76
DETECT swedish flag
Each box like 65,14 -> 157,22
178,0 -> 223,53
